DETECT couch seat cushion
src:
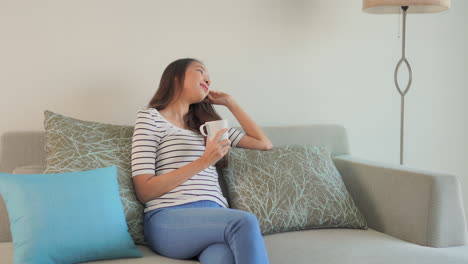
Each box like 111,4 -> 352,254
263,228 -> 468,264
0,243 -> 198,264
2,229 -> 467,264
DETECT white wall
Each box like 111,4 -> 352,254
1,0 -> 467,225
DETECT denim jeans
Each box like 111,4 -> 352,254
143,200 -> 270,264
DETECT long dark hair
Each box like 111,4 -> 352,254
147,58 -> 228,168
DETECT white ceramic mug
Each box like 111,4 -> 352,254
199,120 -> 229,142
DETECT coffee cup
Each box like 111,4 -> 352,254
199,120 -> 229,142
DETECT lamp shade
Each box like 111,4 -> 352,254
363,0 -> 450,14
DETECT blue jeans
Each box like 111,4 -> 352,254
143,200 -> 270,264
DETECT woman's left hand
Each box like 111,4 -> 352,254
206,90 -> 234,106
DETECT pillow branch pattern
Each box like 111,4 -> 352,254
43,110 -> 145,245
222,144 -> 367,235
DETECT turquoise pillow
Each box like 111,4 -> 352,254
0,166 -> 142,264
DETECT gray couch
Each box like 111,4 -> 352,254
1,125 -> 468,263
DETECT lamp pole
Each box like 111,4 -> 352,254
394,6 -> 412,165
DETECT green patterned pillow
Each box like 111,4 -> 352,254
222,144 -> 368,235
43,110 -> 145,245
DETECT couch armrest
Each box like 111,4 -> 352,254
333,155 -> 467,248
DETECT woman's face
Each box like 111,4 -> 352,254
180,61 -> 211,103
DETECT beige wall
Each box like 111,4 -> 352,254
1,0 -> 467,225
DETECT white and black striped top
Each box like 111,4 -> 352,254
131,108 -> 245,213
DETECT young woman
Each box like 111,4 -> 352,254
131,58 -> 273,264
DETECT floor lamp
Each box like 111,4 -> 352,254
362,0 -> 450,165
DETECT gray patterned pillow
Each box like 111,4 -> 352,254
43,110 -> 145,245
222,144 -> 368,235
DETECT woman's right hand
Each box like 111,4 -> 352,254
201,128 -> 231,167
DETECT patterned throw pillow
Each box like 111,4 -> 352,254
43,110 -> 145,245
221,144 -> 368,235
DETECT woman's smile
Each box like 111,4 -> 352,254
201,83 -> 209,92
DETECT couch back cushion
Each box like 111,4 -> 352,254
258,125 -> 350,156
0,121 -> 350,242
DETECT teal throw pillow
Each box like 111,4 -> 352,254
0,166 -> 142,264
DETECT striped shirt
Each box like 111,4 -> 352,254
131,108 -> 245,213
